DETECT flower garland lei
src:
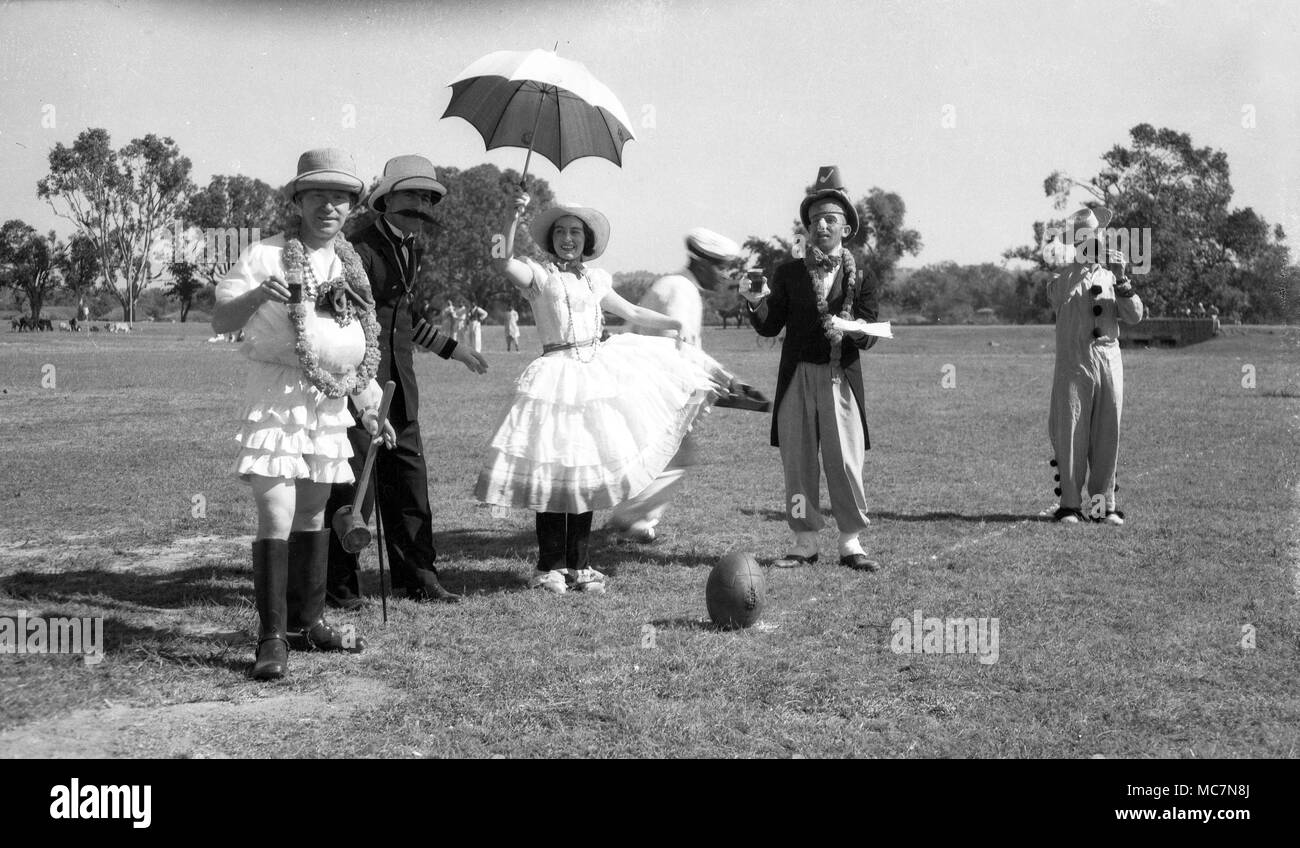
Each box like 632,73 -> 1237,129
805,246 -> 857,367
283,230 -> 381,398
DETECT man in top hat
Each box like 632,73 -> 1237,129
741,167 -> 881,571
1046,206 -> 1144,524
608,228 -> 770,543
324,155 -> 489,606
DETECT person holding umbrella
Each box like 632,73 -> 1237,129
212,148 -> 396,681
475,189 -> 722,593
324,154 -> 488,609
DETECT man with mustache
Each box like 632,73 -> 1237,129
325,155 -> 489,606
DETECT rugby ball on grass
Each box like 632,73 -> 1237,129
706,551 -> 765,629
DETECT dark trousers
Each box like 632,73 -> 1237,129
535,512 -> 592,571
326,415 -> 439,594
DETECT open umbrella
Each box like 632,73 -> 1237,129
441,49 -> 636,187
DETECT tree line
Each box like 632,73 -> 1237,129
3,124 -> 1294,326
3,128 -> 562,325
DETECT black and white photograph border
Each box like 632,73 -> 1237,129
0,0 -> 1297,773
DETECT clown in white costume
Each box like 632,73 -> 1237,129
1046,206 -> 1144,524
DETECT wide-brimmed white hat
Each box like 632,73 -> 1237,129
283,148 -> 365,200
1069,206 -> 1114,243
367,155 -> 448,213
529,202 -> 610,260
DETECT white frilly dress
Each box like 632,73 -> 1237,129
216,234 -> 382,484
475,258 -> 724,514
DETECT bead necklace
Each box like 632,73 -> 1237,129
557,262 -> 602,364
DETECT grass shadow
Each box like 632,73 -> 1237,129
650,616 -> 718,632
869,511 -> 1033,523
102,616 -> 253,674
1,563 -> 252,610
357,564 -> 524,599
433,527 -> 538,563
737,507 -> 788,522
596,539 -> 722,570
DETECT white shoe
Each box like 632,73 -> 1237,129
530,569 -> 569,594
838,532 -> 867,557
568,568 -> 607,594
1102,511 -> 1125,526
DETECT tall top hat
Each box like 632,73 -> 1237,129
800,165 -> 859,237
367,155 -> 449,213
283,148 -> 365,201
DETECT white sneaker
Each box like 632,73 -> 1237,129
568,568 -> 607,594
530,569 -> 569,594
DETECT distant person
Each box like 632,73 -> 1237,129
505,305 -> 520,352
1209,303 -> 1220,334
1195,302 -> 1206,317
609,228 -> 769,543
467,302 -> 488,353
212,148 -> 395,681
449,300 -> 468,343
1046,206 -> 1144,525
440,299 -> 457,339
741,166 -> 881,571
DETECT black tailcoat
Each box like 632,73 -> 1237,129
749,258 -> 879,447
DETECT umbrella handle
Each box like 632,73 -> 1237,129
519,85 -> 549,189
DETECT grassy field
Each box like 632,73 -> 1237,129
1,320 -> 1297,758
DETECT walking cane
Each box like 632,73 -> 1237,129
374,481 -> 389,625
332,381 -> 396,552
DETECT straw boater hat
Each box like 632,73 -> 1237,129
1069,206 -> 1113,243
685,228 -> 740,263
367,155 -> 448,213
283,148 -> 365,201
529,202 -> 611,260
800,165 -> 859,237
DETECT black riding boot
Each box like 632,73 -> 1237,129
287,529 -> 365,653
252,539 -> 289,680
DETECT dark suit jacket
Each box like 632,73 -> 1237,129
749,258 -> 879,447
349,221 -> 450,425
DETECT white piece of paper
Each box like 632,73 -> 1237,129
830,317 -> 893,339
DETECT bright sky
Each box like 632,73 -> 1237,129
1,0 -> 1296,273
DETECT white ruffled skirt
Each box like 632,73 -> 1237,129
233,361 -> 358,484
474,334 -> 723,513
